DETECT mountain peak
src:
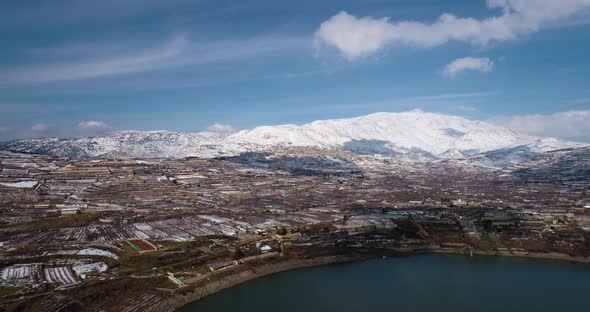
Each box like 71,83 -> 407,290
229,110 -> 543,157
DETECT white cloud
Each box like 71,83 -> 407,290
315,1 -> 590,59
78,120 -> 111,132
568,98 -> 590,105
2,35 -> 186,84
492,110 -> 590,140
1,124 -> 56,140
205,123 -> 235,134
444,57 -> 494,77
314,12 -> 398,59
23,123 -> 62,138
0,35 -> 306,85
454,104 -> 478,112
31,123 -> 49,133
0,121 -> 111,140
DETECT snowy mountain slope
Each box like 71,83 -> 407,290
227,111 -> 578,159
511,146 -> 590,182
0,111 -> 583,166
0,131 -> 233,159
463,141 -> 576,169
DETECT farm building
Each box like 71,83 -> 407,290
208,261 -> 238,272
60,208 -> 81,215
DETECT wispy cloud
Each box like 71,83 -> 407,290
0,35 -> 307,86
403,92 -> 495,102
31,123 -> 49,132
444,57 -> 494,77
315,1 -> 590,59
491,110 -> 590,141
1,120 -> 114,140
0,102 -> 69,114
0,0 -> 197,27
454,104 -> 478,112
1,35 -> 187,84
568,98 -> 590,105
205,123 -> 235,134
19,123 -> 63,139
0,127 -> 11,136
236,92 -> 495,121
0,127 -> 16,141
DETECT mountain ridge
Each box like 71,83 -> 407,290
0,111 -> 584,167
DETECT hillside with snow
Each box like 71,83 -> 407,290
0,131 -> 232,159
0,111 -> 583,167
227,111 -> 575,159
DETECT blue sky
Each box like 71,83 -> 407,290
1,0 -> 590,141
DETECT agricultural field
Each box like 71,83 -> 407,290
0,264 -> 42,288
127,240 -> 157,253
43,267 -> 79,288
1,151 -> 590,311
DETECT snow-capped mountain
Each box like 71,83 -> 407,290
0,111 -> 583,167
227,111 -> 574,159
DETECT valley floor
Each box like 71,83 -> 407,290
0,151 -> 589,311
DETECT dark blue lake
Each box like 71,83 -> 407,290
177,254 -> 590,312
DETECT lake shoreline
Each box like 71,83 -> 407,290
157,249 -> 590,312
157,253 -> 373,312
431,248 -> 590,264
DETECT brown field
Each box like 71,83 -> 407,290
129,240 -> 156,251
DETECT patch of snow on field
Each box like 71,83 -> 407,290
43,267 -> 79,287
72,262 -> 108,275
0,181 -> 38,188
46,248 -> 119,260
77,248 -> 119,260
44,250 -> 78,256
0,264 -> 41,286
199,215 -> 230,224
134,223 -> 153,231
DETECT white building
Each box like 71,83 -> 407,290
61,208 -> 81,215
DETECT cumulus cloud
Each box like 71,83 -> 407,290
205,123 -> 235,134
77,120 -> 112,136
492,110 -> 590,141
315,0 -> 590,59
78,120 -> 110,131
444,57 -> 494,77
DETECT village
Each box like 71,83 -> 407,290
1,151 -> 590,311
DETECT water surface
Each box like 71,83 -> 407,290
178,254 -> 590,312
